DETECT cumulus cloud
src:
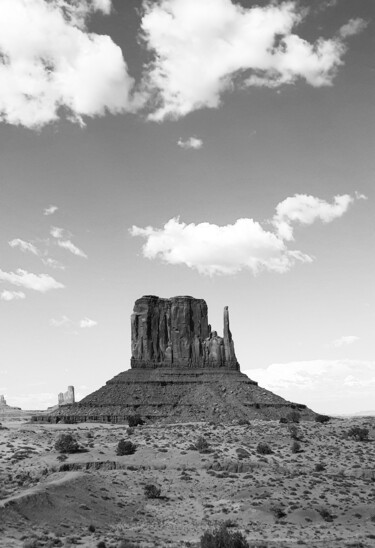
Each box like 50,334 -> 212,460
50,226 -> 68,239
140,0 -> 364,120
177,137 -> 203,150
0,268 -> 64,292
339,18 -> 367,39
9,238 -> 40,256
0,290 -> 26,301
79,317 -> 97,328
57,240 -> 88,259
331,335 -> 359,348
50,315 -> 71,327
0,0 -> 134,129
272,194 -> 353,241
130,193 -> 357,276
247,360 -> 375,415
43,205 -> 58,216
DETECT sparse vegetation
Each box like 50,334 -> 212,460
200,523 -> 249,548
318,507 -> 334,522
256,441 -> 273,455
286,410 -> 301,423
127,414 -> 144,427
271,505 -> 287,519
195,435 -> 210,453
315,463 -> 325,472
54,433 -> 79,454
315,414 -> 330,423
347,426 -> 369,442
116,439 -> 137,455
144,484 -> 161,499
291,440 -> 301,453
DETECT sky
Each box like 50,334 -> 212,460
0,0 -> 374,415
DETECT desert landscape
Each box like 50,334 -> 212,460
1,415 -> 375,547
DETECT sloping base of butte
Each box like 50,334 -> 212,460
39,296 -> 315,423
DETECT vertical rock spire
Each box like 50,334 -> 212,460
223,306 -> 237,368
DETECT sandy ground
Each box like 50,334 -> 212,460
1,417 -> 375,547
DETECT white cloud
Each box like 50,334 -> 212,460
0,290 -> 26,301
0,0 -> 134,129
177,137 -> 203,150
50,226 -> 68,239
0,268 -> 64,292
130,193 -> 357,276
9,238 -> 40,256
140,0 -> 363,120
57,240 -> 88,258
79,317 -> 97,328
50,315 -> 71,328
331,335 -> 359,348
272,194 -> 354,241
42,257 -> 65,270
43,205 -> 58,216
339,18 -> 367,39
247,360 -> 375,415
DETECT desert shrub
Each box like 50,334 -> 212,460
127,414 -> 144,427
144,484 -> 161,499
127,427 -> 134,436
238,419 -> 250,426
291,441 -> 301,453
288,425 -> 300,439
116,439 -> 136,455
315,463 -> 325,472
347,426 -> 369,442
315,414 -> 330,424
88,524 -> 96,532
286,410 -> 300,423
54,433 -> 79,454
318,507 -> 334,522
195,436 -> 210,453
279,417 -> 288,424
200,523 -> 249,548
271,505 -> 287,519
256,442 -> 273,455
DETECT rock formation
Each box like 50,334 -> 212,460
0,395 -> 6,406
33,295 -> 315,424
58,386 -> 75,406
131,295 -> 238,369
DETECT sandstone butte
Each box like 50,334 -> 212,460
34,295 -> 315,423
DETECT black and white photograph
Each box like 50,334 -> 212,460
0,0 -> 374,546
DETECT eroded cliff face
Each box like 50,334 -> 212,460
131,295 -> 239,369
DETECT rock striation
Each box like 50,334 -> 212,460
34,295 -> 315,424
131,295 -> 238,369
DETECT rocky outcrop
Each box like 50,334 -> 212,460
34,295 -> 316,424
0,395 -> 6,406
58,386 -> 75,406
131,296 -> 238,370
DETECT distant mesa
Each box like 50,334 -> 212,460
33,295 -> 315,424
58,386 -> 75,406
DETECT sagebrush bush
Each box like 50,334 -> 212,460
54,433 -> 79,454
128,414 -> 144,427
315,463 -> 325,472
288,425 -> 300,439
256,442 -> 273,455
291,441 -> 301,454
286,410 -> 300,423
144,484 -> 161,499
195,436 -> 210,453
347,426 -> 369,442
315,414 -> 330,423
200,523 -> 249,548
271,505 -> 287,519
116,439 -> 137,455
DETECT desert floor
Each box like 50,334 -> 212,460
1,417 -> 375,547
